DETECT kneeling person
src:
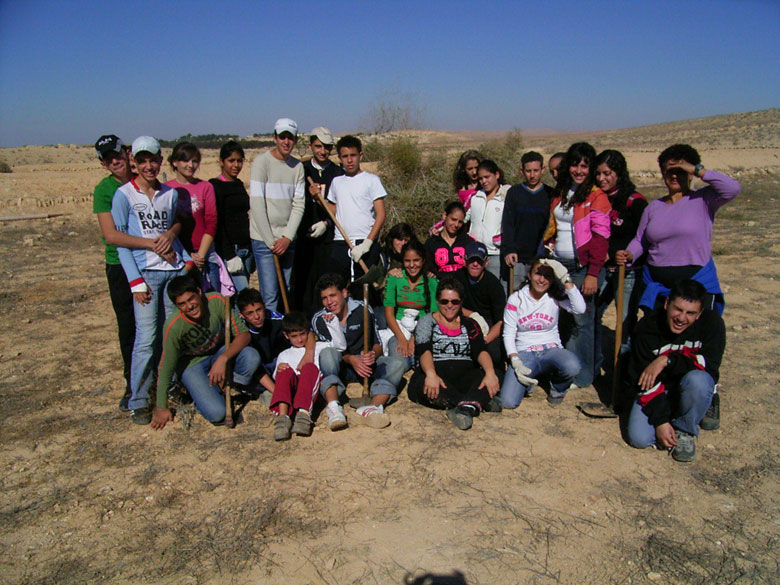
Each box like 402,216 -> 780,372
626,279 -> 725,462
151,276 -> 260,430
312,273 -> 405,430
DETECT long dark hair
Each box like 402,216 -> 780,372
401,240 -> 431,313
452,150 -> 483,192
594,149 -> 637,214
477,159 -> 506,185
519,257 -> 567,301
555,142 -> 596,209
383,222 -> 417,263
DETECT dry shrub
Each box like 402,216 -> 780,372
0,160 -> 12,173
478,128 -> 525,183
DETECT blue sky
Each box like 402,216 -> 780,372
0,0 -> 777,146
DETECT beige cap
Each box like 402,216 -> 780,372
310,126 -> 336,145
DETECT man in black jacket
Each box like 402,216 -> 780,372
626,279 -> 725,462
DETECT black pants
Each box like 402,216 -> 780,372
291,236 -> 331,315
105,263 -> 135,393
407,360 -> 491,410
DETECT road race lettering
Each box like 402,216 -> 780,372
138,209 -> 169,231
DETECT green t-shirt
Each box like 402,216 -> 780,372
93,174 -> 122,265
156,293 -> 249,408
383,272 -> 439,320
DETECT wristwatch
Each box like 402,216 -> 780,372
693,164 -> 705,178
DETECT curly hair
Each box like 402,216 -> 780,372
658,144 -> 701,170
594,149 -> 637,214
555,142 -> 596,209
452,150 -> 484,192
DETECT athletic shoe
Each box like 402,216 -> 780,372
130,406 -> 151,425
446,406 -> 473,430
671,430 -> 696,462
119,390 -> 131,413
257,390 -> 273,408
547,395 -> 565,407
484,396 -> 503,413
700,393 -> 720,431
325,401 -> 347,431
274,415 -> 292,441
291,410 -> 313,436
353,404 -> 391,428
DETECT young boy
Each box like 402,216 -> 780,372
112,136 -> 194,425
151,276 -> 261,430
312,273 -> 405,430
501,151 -> 554,290
270,311 -> 328,440
325,135 -> 386,282
248,118 -> 305,311
291,127 -> 345,311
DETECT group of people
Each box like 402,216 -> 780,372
93,118 -> 738,461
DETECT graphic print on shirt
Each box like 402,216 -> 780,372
431,326 -> 471,361
435,246 -> 466,272
136,205 -> 170,233
516,311 -> 555,332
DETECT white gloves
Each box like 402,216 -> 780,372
540,258 -> 570,284
350,238 -> 373,263
226,256 -> 244,274
308,221 -> 328,239
511,356 -> 538,388
470,312 -> 490,337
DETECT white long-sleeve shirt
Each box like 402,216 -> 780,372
503,285 -> 586,354
467,184 -> 510,255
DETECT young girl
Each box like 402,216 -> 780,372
166,142 -> 221,291
384,240 -> 439,368
500,258 -> 585,408
542,142 -> 611,389
467,160 -> 510,280
380,222 -> 416,272
424,201 -> 473,276
210,140 -> 254,292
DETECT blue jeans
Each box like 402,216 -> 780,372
317,347 -> 406,397
499,347 -> 581,408
559,260 -> 605,388
181,345 -> 261,423
128,269 -> 183,410
228,246 -> 255,292
626,370 -> 715,448
387,336 -> 415,371
251,239 -> 294,312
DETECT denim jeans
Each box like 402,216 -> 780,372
106,263 -> 135,393
181,345 -> 261,423
626,370 -> 715,448
251,239 -> 295,312
558,260 -> 605,388
387,336 -> 415,371
317,347 -> 405,397
128,269 -> 183,410
229,246 -> 255,292
499,347 -> 581,408
201,258 -> 222,293
595,267 -> 640,374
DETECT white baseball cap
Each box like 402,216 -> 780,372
131,136 -> 161,156
310,127 -> 336,145
274,118 -> 298,137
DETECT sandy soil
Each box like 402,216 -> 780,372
1,118 -> 779,584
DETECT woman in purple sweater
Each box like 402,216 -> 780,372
616,144 -> 740,314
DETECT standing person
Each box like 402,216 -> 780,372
211,140 -> 254,292
165,142 -> 221,291
467,160 -> 510,281
500,258 -> 585,408
249,118 -> 305,311
593,150 -> 647,369
407,278 -> 502,430
625,280 -> 725,462
325,135 -> 386,283
501,151 -> 554,290
548,152 -> 565,182
292,127 -> 344,312
542,142 -> 611,389
425,201 -> 472,276
93,134 -> 177,411
112,136 -> 194,424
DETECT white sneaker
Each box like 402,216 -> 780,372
326,401 -> 347,431
353,404 -> 391,429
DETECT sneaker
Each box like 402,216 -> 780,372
547,395 -> 565,407
671,430 -> 696,462
353,404 -> 390,429
446,406 -> 473,430
291,410 -> 313,436
700,393 -> 720,431
130,406 -> 151,425
119,389 -> 131,412
257,390 -> 273,408
484,396 -> 503,413
274,415 -> 292,441
325,401 -> 347,431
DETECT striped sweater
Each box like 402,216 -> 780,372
249,150 -> 305,245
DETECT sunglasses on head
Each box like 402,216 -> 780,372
438,298 -> 461,306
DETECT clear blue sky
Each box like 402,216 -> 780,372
0,0 -> 777,146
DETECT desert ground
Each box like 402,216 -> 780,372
1,109 -> 779,585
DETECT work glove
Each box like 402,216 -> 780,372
541,258 -> 570,284
226,256 -> 244,274
350,238 -> 373,263
469,312 -> 490,337
308,221 -> 328,239
511,356 -> 538,388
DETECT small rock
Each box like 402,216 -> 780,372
144,496 -> 154,502
67,231 -> 78,237
326,558 -> 336,570
23,237 -> 35,247
647,572 -> 662,581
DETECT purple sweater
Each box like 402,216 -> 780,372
626,170 -> 739,267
